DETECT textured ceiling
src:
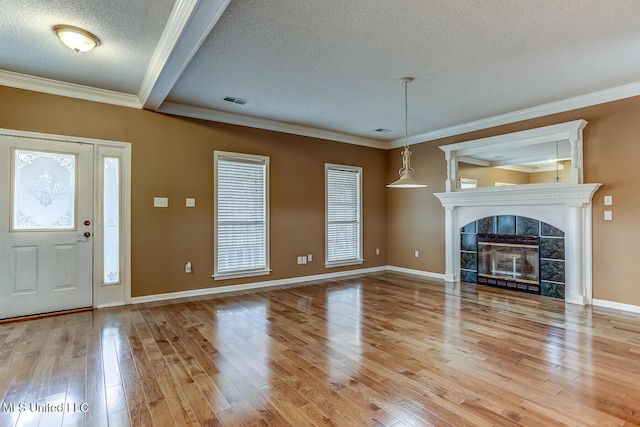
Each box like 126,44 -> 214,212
0,0 -> 175,94
1,0 -> 640,149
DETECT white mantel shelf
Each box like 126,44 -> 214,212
434,182 -> 602,208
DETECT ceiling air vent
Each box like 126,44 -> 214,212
223,96 -> 247,105
374,128 -> 392,133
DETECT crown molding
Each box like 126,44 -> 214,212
158,102 -> 388,149
0,69 -> 141,109
5,66 -> 640,151
390,80 -> 640,149
139,0 -> 230,110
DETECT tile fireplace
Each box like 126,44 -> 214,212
458,215 -> 567,298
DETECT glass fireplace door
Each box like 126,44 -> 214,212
477,235 -> 540,293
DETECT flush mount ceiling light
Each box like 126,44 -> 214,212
387,77 -> 428,188
53,25 -> 100,53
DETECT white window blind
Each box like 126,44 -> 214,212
326,164 -> 363,267
214,152 -> 269,279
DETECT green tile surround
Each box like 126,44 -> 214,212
460,215 -> 565,299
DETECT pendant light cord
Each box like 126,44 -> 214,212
404,78 -> 409,149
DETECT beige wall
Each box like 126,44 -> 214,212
458,163 -> 530,187
3,85 -> 640,307
0,86 -> 388,297
386,142 -> 447,272
527,161 -> 570,184
459,160 -> 571,187
387,95 -> 640,306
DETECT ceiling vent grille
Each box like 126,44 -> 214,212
223,96 -> 247,105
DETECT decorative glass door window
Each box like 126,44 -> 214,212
103,157 -> 120,284
12,149 -> 76,230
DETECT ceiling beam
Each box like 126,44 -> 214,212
138,0 -> 230,110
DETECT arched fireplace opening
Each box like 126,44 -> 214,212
460,215 -> 565,299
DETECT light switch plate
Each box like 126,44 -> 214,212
186,198 -> 196,207
604,210 -> 612,221
154,197 -> 169,208
604,195 -> 612,206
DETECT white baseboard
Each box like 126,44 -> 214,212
386,265 -> 446,281
95,302 -> 126,309
592,299 -> 640,314
131,266 -> 387,304
127,265 -> 640,316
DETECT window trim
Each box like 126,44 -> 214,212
459,177 -> 477,189
213,151 -> 270,280
325,163 -> 364,268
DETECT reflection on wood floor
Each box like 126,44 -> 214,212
2,272 -> 640,426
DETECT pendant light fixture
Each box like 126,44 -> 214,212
387,77 -> 428,188
53,25 -> 101,53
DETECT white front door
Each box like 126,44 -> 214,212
0,135 -> 93,319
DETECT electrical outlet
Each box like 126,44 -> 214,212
414,250 -> 419,258
154,197 -> 169,208
376,248 -> 380,255
604,210 -> 612,221
186,198 -> 196,207
307,254 -> 312,262
604,195 -> 612,206
185,262 -> 192,273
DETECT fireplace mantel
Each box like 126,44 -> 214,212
435,182 -> 601,208
433,120 -> 601,305
434,183 -> 601,305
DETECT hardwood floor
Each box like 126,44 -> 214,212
2,272 -> 640,426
